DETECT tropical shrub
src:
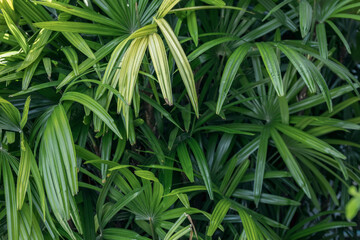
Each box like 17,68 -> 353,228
0,0 -> 360,239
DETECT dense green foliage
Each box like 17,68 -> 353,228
0,0 -> 360,239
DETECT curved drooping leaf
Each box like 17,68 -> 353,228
216,43 -> 250,113
254,126 -> 270,206
187,138 -> 213,200
39,104 -> 82,239
256,42 -> 284,96
2,9 -> 28,53
0,97 -> 21,131
270,127 -> 311,198
155,18 -> 199,117
34,21 -> 123,36
207,199 -> 231,236
3,155 -> 19,240
16,140 -> 33,210
299,0 -> 312,38
61,92 -> 122,139
62,32 -> 96,59
18,28 -> 52,71
148,33 -> 173,105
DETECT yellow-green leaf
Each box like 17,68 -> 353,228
155,18 -> 199,117
16,140 -> 33,210
148,33 -> 173,105
207,199 -> 231,236
62,32 -> 95,59
2,9 -> 28,53
18,29 -> 52,71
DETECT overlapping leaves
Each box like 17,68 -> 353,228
0,0 -> 359,239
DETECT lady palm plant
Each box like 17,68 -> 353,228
0,0 -> 360,239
